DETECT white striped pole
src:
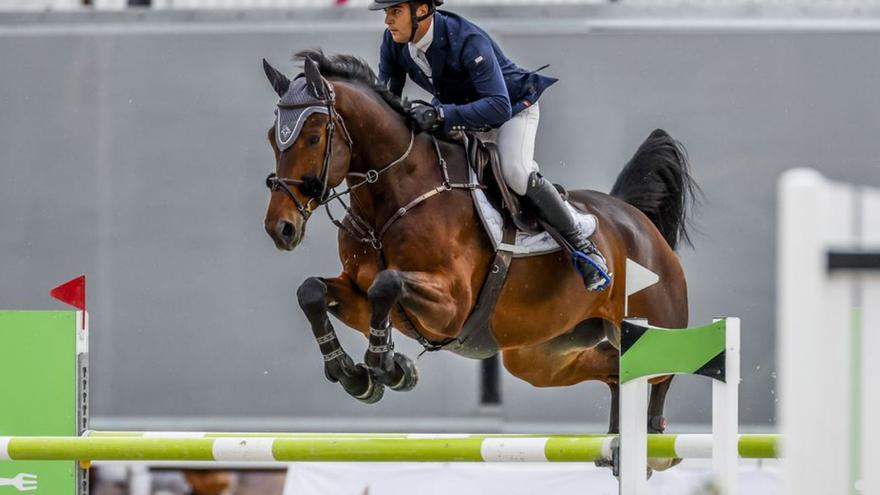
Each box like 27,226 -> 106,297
0,434 -> 780,463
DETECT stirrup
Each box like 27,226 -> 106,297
572,250 -> 612,292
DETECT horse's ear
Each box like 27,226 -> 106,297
262,58 -> 290,97
303,57 -> 327,99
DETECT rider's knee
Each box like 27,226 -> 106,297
501,161 -> 532,196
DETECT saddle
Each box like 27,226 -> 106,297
458,132 -> 569,235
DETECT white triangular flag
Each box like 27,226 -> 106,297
625,258 -> 659,296
625,258 -> 660,316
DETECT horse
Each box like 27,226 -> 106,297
261,50 -> 697,446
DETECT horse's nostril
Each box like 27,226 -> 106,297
282,221 -> 294,239
274,220 -> 298,246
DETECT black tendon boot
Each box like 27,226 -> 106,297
524,172 -> 612,292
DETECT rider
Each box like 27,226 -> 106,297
369,0 -> 611,291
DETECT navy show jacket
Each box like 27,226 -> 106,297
378,10 -> 558,134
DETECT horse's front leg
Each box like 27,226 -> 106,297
296,275 -> 384,404
362,270 -> 422,392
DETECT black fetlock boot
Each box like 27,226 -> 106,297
524,172 -> 612,292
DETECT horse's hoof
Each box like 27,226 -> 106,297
324,353 -> 357,384
389,353 -> 419,392
648,457 -> 681,472
648,415 -> 667,433
352,365 -> 385,404
323,364 -> 339,383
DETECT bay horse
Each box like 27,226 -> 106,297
262,50 -> 697,448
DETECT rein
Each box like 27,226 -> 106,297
265,80 -> 485,351
328,135 -> 483,253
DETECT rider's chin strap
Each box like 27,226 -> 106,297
408,1 -> 434,43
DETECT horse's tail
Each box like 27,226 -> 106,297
610,129 -> 700,250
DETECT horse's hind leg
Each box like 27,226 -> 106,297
604,380 -> 670,434
607,380 -> 620,434
297,276 -> 384,403
648,377 -> 673,433
595,346 -> 679,473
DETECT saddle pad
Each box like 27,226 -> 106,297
469,168 -> 597,258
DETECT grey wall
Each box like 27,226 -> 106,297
1,7 -> 878,431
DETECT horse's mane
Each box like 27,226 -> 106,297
294,49 -> 407,117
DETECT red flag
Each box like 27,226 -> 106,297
50,275 -> 86,311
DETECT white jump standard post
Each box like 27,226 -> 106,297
778,168 -> 880,495
618,317 -> 740,495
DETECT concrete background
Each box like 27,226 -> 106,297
1,5 -> 878,431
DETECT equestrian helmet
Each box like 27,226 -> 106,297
368,0 -> 443,12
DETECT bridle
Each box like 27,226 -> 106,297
265,78 -> 424,228
265,79 -> 355,221
265,77 -> 477,249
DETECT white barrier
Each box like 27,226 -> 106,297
778,168 -> 880,495
619,318 -> 740,495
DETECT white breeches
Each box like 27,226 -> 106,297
475,102 -> 541,195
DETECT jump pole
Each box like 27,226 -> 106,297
0,434 -> 779,463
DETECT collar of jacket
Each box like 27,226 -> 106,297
428,12 -> 449,84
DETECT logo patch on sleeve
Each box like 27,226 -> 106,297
474,55 -> 484,64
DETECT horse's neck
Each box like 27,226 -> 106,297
347,134 -> 448,228
336,84 -> 476,236
337,90 -> 442,227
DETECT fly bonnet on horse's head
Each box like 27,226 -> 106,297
262,58 -> 331,154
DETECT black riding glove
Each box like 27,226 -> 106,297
406,103 -> 444,133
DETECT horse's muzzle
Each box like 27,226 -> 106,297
266,217 -> 303,251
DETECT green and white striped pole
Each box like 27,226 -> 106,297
0,434 -> 779,463
619,317 -> 740,495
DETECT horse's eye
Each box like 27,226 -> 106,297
309,135 -> 321,145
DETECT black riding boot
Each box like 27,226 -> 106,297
524,172 -> 611,291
